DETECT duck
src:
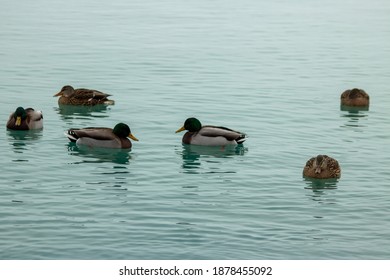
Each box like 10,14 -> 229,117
303,155 -> 341,179
340,88 -> 369,107
54,85 -> 115,106
175,117 -> 247,146
6,107 -> 43,130
65,123 -> 138,149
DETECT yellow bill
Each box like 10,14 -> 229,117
129,133 -> 139,141
175,126 -> 185,133
15,116 -> 22,126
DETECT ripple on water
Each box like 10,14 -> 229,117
1,0 -> 390,260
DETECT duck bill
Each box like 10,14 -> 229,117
53,92 -> 62,97
15,116 -> 22,126
315,167 -> 322,174
129,133 -> 139,141
175,126 -> 185,133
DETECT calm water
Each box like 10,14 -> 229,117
1,0 -> 390,259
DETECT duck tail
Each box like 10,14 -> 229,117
236,134 -> 247,144
64,130 -> 78,142
103,99 -> 115,105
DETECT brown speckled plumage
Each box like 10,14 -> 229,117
54,85 -> 115,106
340,88 -> 369,107
303,155 -> 341,179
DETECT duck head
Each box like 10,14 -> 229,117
54,85 -> 75,97
349,88 -> 364,99
313,155 -> 328,174
176,117 -> 202,133
113,123 -> 139,141
13,107 -> 27,126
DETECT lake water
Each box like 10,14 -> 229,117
1,0 -> 389,259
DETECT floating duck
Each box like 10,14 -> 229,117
6,107 -> 43,130
303,155 -> 341,179
54,85 -> 114,106
340,88 -> 369,107
175,117 -> 246,146
65,123 -> 138,149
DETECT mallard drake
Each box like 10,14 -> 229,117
175,117 -> 247,146
340,88 -> 369,107
65,123 -> 138,149
303,155 -> 341,179
6,107 -> 43,130
54,85 -> 115,106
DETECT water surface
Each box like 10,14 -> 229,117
1,0 -> 390,259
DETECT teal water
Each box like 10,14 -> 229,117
1,0 -> 390,259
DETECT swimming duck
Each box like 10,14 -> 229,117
54,85 -> 115,106
303,155 -> 341,179
6,107 -> 43,130
340,88 -> 369,107
175,117 -> 247,146
65,123 -> 138,149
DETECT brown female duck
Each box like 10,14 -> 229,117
303,155 -> 341,179
340,88 -> 369,107
54,85 -> 115,106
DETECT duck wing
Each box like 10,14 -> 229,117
66,127 -> 115,142
325,156 -> 341,177
73,88 -> 112,100
25,108 -> 43,121
304,157 -> 315,168
200,125 -> 246,142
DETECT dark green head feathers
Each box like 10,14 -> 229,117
184,117 -> 202,132
113,123 -> 131,138
14,107 -> 27,120
113,122 -> 139,142
175,117 -> 202,133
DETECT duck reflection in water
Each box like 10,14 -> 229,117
179,144 -> 247,173
303,177 -> 339,209
55,104 -> 111,121
67,142 -> 132,164
303,177 -> 339,190
7,129 -> 43,154
340,106 -> 369,128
